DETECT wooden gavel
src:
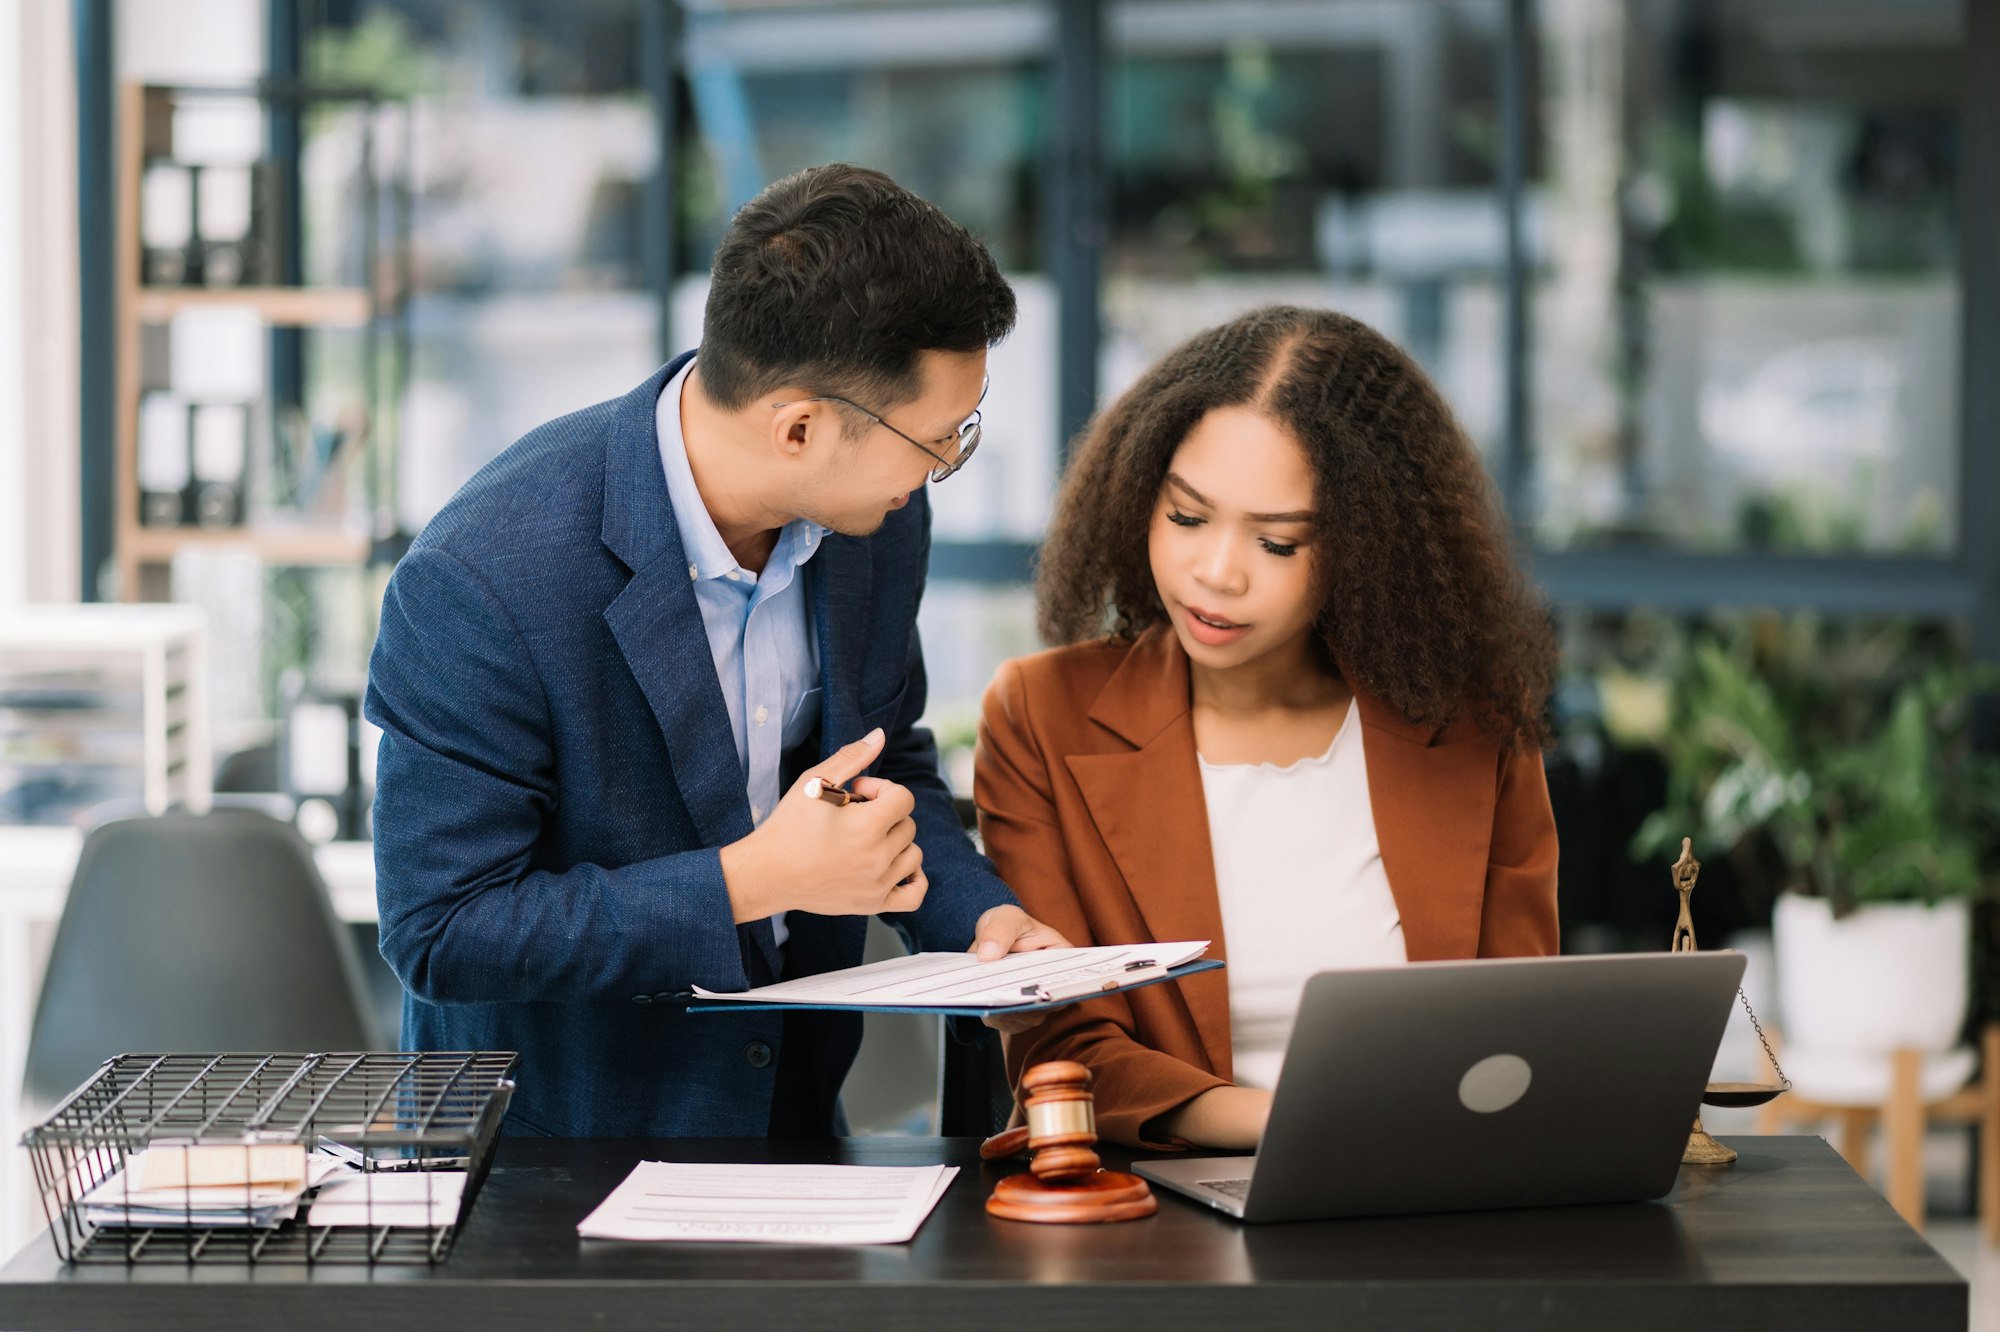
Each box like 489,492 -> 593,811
981,1060 -> 1156,1223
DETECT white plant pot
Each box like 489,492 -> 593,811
1772,892 -> 1970,1056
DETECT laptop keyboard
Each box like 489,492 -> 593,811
1198,1176 -> 1252,1201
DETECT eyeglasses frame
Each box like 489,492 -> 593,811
772,375 -> 988,483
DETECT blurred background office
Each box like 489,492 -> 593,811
1,0 -> 1996,1299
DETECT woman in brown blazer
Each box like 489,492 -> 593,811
976,306 -> 1560,1151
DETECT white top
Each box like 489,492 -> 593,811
1198,701 -> 1406,1091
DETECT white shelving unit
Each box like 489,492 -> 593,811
0,604 -> 213,824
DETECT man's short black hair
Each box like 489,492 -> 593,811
698,163 -> 1017,416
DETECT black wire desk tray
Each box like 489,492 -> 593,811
19,1050 -> 517,1266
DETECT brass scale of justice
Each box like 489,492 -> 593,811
978,837 -> 1787,1222
1669,837 -> 1792,1166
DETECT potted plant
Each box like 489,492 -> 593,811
1633,620 -> 2000,1083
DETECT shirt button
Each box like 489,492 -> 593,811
751,804 -> 763,822
744,1041 -> 773,1069
754,704 -> 769,725
725,570 -> 741,582
687,563 -> 698,581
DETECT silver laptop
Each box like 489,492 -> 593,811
1133,951 -> 1746,1222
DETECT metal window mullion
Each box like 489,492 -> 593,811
74,0 -> 114,600
1962,0 -> 2000,660
1048,0 -> 1106,469
1498,0 -> 1535,530
265,0 -> 305,459
1531,550 -> 1980,617
643,0 -> 684,361
928,539 -> 1037,584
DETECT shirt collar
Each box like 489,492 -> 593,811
655,356 -> 826,583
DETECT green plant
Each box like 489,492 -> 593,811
1633,620 -> 2000,917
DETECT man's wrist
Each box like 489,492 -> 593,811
719,834 -> 781,924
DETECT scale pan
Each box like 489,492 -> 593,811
1702,1081 -> 1784,1108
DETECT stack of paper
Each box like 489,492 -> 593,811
82,1147 -> 351,1229
130,1142 -> 308,1190
577,1161 -> 958,1245
307,1171 -> 467,1228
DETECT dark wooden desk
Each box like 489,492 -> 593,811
0,1136 -> 1966,1331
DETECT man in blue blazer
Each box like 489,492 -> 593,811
366,164 -> 1064,1138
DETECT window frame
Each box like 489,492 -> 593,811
72,0 -> 1999,659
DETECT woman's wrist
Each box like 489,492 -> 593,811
1151,1085 -> 1272,1152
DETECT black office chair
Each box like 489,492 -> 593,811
938,1024 -> 1012,1137
936,793 -> 1013,1136
213,742 -> 280,795
22,808 -> 386,1112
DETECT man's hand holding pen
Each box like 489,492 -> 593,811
720,727 -> 927,921
717,726 -> 1074,966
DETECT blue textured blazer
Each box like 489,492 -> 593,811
365,353 -> 1017,1138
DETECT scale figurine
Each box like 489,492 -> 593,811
1668,838 -> 1790,1165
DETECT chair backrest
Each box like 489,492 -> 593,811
23,809 -> 384,1111
938,1024 -> 1013,1138
939,795 -> 1008,1133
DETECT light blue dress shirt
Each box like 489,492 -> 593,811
656,357 -> 824,949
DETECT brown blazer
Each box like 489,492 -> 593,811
975,625 -> 1559,1148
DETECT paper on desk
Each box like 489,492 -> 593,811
692,941 -> 1210,1009
577,1161 -> 958,1244
307,1170 -> 467,1228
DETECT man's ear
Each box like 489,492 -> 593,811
768,399 -> 819,461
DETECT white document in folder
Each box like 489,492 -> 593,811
691,940 -> 1210,1009
577,1162 -> 958,1244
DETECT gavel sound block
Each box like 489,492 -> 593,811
980,1060 -> 1157,1223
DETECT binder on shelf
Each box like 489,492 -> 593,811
190,401 -> 248,528
139,162 -> 193,286
169,95 -> 262,168
167,306 -> 264,400
285,685 -> 369,843
194,163 -> 257,288
137,391 -> 191,527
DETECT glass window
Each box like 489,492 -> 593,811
305,0 -> 662,537
667,4 -> 1056,722
676,2 -> 1054,550
1105,0 -> 1509,457
1531,0 -> 1963,554
914,581 -> 1040,793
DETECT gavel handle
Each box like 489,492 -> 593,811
979,1126 -> 1030,1160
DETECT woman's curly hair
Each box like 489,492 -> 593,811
1036,305 -> 1556,748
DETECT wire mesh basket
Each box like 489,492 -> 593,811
20,1050 -> 517,1266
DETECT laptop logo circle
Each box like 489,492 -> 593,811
1458,1053 -> 1533,1113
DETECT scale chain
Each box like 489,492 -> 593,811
1736,986 -> 1791,1091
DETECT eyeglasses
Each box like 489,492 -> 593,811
772,376 -> 987,483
